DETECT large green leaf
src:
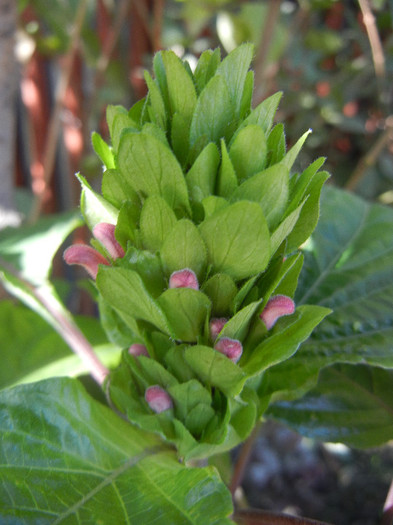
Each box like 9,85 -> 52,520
0,300 -> 111,389
269,364 -> 393,448
0,378 -> 233,524
0,211 -> 81,285
261,186 -> 393,401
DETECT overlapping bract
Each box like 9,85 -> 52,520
82,45 -> 330,459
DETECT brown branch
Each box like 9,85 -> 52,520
152,0 -> 165,52
358,0 -> 386,79
0,256 -> 109,386
230,423 -> 261,497
345,115 -> 393,191
28,0 -> 89,223
253,0 -> 282,106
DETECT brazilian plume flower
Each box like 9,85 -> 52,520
259,295 -> 295,330
169,268 -> 199,290
209,318 -> 228,341
145,385 -> 173,413
128,343 -> 149,357
214,337 -> 243,363
63,245 -> 110,279
93,222 -> 125,260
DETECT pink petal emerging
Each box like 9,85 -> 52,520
169,268 -> 199,290
93,223 -> 125,260
259,295 -> 295,330
145,385 -> 173,413
63,244 -> 109,279
214,337 -> 243,363
128,343 -> 149,357
209,318 -> 228,341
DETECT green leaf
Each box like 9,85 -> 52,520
261,187 -> 393,401
0,378 -> 233,524
286,171 -> 330,251
193,48 -> 221,94
91,131 -> 115,169
216,140 -> 238,198
78,173 -> 119,230
144,70 -> 167,130
115,200 -> 140,247
220,300 -> 263,342
243,305 -> 331,377
201,273 -> 238,317
106,105 -> 138,151
242,92 -> 283,134
184,345 -> 247,397
199,201 -> 271,281
140,195 -> 177,252
97,266 -> 172,336
118,246 -> 165,297
160,219 -> 207,280
266,123 -> 286,166
101,168 -> 139,209
286,157 -> 326,216
0,211 -> 81,285
189,75 -> 233,152
171,112 -> 191,166
0,300 -> 109,389
270,201 -> 305,255
117,132 -> 191,215
239,70 -> 254,119
161,50 -> 197,122
298,186 -> 393,369
229,125 -> 267,182
158,289 -> 211,342
281,129 -> 312,172
186,143 -> 220,203
231,163 -> 289,229
269,364 -> 393,448
216,43 -> 254,115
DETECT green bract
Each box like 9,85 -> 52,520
87,44 -> 331,460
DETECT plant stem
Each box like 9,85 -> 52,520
28,0 -> 89,223
381,479 -> 393,525
230,422 -> 261,497
345,115 -> 393,191
0,256 -> 109,386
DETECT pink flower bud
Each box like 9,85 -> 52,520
128,343 -> 149,357
145,385 -> 173,413
259,294 -> 295,330
63,245 -> 110,279
214,337 -> 243,363
210,318 -> 228,340
169,268 -> 199,290
93,223 -> 125,260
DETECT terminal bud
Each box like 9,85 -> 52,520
209,318 -> 228,340
169,268 -> 199,290
93,222 -> 125,260
260,295 -> 295,330
128,344 -> 149,357
145,385 -> 173,413
214,337 -> 243,363
63,245 -> 109,279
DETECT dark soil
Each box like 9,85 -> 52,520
240,421 -> 393,525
